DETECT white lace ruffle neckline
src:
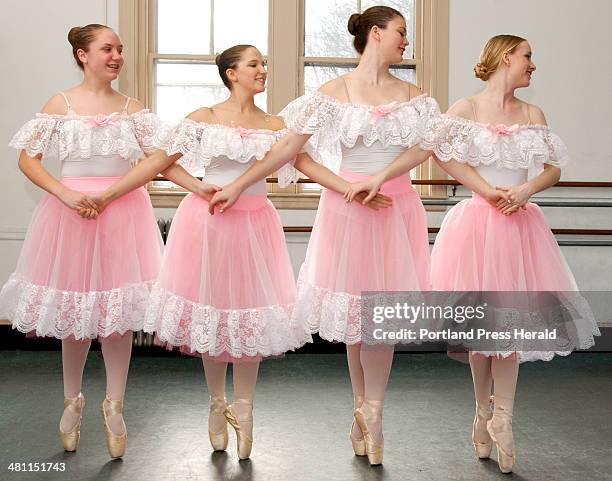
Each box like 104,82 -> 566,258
9,110 -> 166,160
279,91 -> 441,173
162,119 -> 287,170
420,114 -> 571,169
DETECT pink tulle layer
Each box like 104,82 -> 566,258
143,193 -> 311,360
293,171 -> 431,344
432,194 -> 599,362
0,176 -> 163,339
432,194 -> 577,291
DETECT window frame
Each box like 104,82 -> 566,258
119,0 -> 449,209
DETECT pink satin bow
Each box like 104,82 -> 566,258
85,112 -> 118,127
235,126 -> 252,138
490,123 -> 520,136
370,101 -> 400,124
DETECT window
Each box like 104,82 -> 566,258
119,0 -> 448,208
154,0 -> 269,121
303,0 -> 416,94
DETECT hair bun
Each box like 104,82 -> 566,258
347,13 -> 361,35
474,62 -> 490,81
67,26 -> 81,47
215,53 -> 222,66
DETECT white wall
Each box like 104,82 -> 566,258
0,0 -> 610,294
0,0 -> 115,278
446,0 -> 612,289
448,0 -> 612,182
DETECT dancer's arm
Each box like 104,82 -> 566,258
293,154 -> 392,210
97,149 -> 180,205
206,130 -> 311,213
97,105 -> 223,210
18,94 -> 98,216
496,107 -> 560,215
160,163 -> 220,198
207,143 -> 393,214
343,144 -> 432,204
435,158 -> 510,206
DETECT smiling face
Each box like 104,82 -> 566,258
505,41 -> 536,88
373,15 -> 408,64
77,28 -> 124,81
225,47 -> 267,94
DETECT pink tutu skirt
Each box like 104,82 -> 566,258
292,170 -> 431,344
143,193 -> 311,360
0,177 -> 163,339
431,194 -> 600,361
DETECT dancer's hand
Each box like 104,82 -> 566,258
208,183 -> 242,215
58,188 -> 99,219
76,206 -> 99,219
484,187 -> 511,209
58,188 -> 98,211
194,181 -> 221,202
496,184 -> 533,215
353,191 -> 393,210
344,175 -> 384,204
85,194 -> 111,217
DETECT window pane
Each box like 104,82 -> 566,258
304,63 -> 416,94
213,0 -> 268,54
157,0 -> 211,54
304,0 -> 358,57
155,61 -> 267,121
362,0 -> 415,59
390,65 -> 416,84
304,63 -> 354,94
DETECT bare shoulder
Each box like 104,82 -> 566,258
392,79 -> 422,101
446,97 -> 474,119
317,77 -> 349,101
408,82 -> 424,100
525,102 -> 547,125
40,93 -> 69,115
126,97 -> 146,114
186,107 -> 217,124
266,115 -> 286,131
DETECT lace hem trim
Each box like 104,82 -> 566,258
0,274 -> 154,339
469,346 -> 596,363
142,284 -> 312,357
291,279 -> 364,344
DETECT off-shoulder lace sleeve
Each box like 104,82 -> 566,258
337,93 -> 442,149
269,128 -> 302,187
421,115 -> 570,169
160,119 -> 203,170
129,110 -> 170,155
279,92 -> 442,173
9,116 -> 62,160
279,91 -> 341,135
276,163 -> 301,188
538,129 -> 570,167
279,92 -> 344,170
162,120 -> 290,175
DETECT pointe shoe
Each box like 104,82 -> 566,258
354,399 -> 384,466
224,399 -> 253,460
100,396 -> 127,459
472,395 -> 494,459
487,405 -> 515,474
59,393 -> 85,452
349,396 -> 366,456
208,396 -> 229,451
